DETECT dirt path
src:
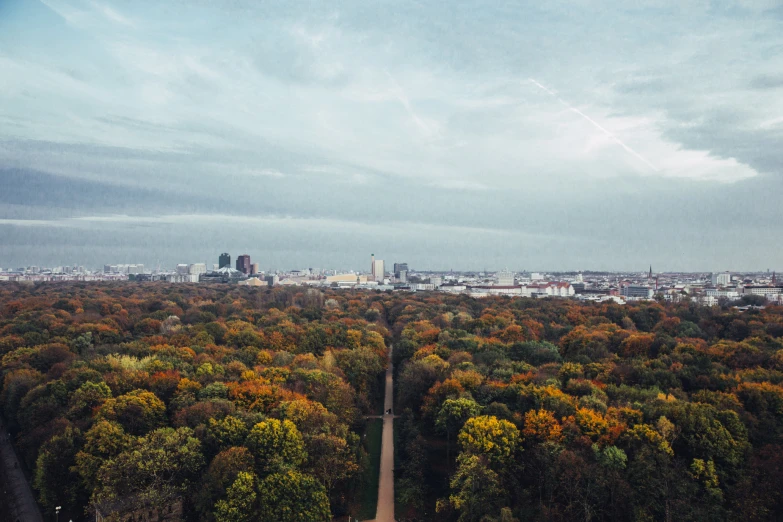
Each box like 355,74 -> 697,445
372,344 -> 395,522
0,417 -> 44,522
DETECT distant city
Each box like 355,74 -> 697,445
1,253 -> 781,306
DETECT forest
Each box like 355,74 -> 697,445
1,282 -> 782,521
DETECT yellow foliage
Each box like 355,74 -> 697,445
522,409 -> 563,443
458,415 -> 521,462
575,407 -> 609,439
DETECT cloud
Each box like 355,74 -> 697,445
749,74 -> 783,90
2,0 -> 783,269
92,2 -> 134,26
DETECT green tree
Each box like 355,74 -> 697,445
206,415 -> 249,453
198,447 -> 255,519
442,453 -> 502,522
305,433 -> 359,498
68,380 -> 112,419
436,397 -> 482,463
75,420 -> 133,491
214,471 -> 257,522
34,425 -> 85,513
245,418 -> 306,474
94,427 -> 204,506
258,470 -> 331,521
97,389 -> 166,435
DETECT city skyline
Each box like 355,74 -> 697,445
2,1 -> 783,270
1,251 -> 780,276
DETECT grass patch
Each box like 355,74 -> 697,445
356,418 -> 383,520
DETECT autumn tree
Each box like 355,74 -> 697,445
245,418 -> 306,474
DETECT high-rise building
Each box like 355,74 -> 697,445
393,262 -> 409,277
250,263 -> 259,275
711,272 -> 731,286
219,253 -> 231,269
372,259 -> 385,282
236,255 -> 251,275
188,263 -> 207,275
177,264 -> 189,275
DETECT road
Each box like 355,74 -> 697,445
0,417 -> 44,522
373,344 -> 395,522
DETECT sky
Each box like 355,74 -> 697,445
1,0 -> 782,272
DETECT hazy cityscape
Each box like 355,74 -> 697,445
2,253 -> 781,307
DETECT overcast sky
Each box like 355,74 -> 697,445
1,0 -> 782,272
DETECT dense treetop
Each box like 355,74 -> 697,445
1,282 -> 782,521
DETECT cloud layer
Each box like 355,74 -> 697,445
1,0 -> 782,270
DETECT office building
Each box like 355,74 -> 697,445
743,286 -> 783,298
219,253 -> 231,269
236,255 -> 251,275
711,272 -> 731,286
373,259 -> 385,282
430,276 -> 442,287
250,263 -> 259,275
393,263 -> 409,277
621,285 -> 654,299
188,263 -> 207,276
497,269 -> 514,286
176,264 -> 189,275
104,264 -> 144,275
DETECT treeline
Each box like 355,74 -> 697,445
390,294 -> 783,521
0,283 -> 390,521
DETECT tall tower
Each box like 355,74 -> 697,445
648,265 -> 653,283
219,253 -> 231,269
371,254 -> 375,279
236,255 -> 251,275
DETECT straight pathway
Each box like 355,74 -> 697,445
373,345 -> 395,522
0,417 -> 44,522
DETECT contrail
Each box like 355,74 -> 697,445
529,78 -> 659,171
384,69 -> 435,137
